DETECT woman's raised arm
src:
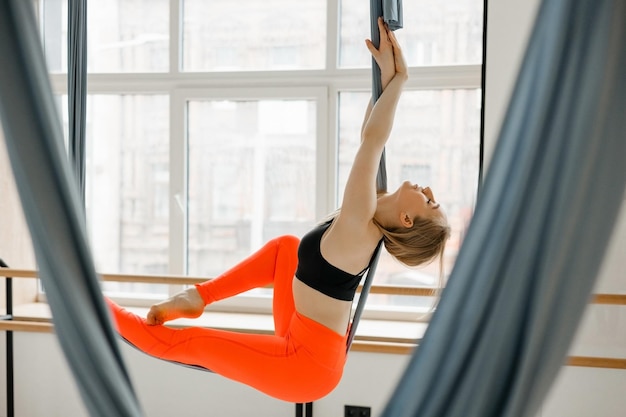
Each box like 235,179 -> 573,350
340,24 -> 408,226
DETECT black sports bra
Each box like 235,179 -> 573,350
295,221 -> 372,301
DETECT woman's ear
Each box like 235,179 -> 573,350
400,211 -> 414,228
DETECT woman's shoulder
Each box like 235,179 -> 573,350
331,211 -> 380,237
320,214 -> 381,275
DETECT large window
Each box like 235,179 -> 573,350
39,0 -> 483,318
186,97 -> 318,276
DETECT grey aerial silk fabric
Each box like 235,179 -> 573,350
68,0 -> 87,202
369,0 -> 403,192
347,0 -> 403,350
382,0 -> 403,30
0,2 -> 143,416
382,1 -> 626,416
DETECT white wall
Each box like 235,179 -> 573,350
483,0 -> 541,167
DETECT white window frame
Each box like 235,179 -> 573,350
41,0 -> 483,321
169,86 -> 330,313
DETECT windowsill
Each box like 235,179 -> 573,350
9,302 -> 424,353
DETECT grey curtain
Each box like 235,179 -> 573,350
68,0 -> 87,202
0,2 -> 143,416
382,1 -> 626,416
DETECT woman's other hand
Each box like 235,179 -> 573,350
365,17 -> 396,84
365,17 -> 408,83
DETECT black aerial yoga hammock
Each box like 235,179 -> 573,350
0,0 -> 624,416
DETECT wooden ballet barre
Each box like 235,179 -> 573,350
0,316 -> 415,345
567,356 -> 626,370
0,319 -> 52,333
0,268 -> 438,296
0,316 -> 414,353
0,268 -> 207,286
1,267 -> 625,304
591,294 -> 626,305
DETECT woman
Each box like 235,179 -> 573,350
107,18 -> 450,403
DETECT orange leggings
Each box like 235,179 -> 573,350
106,235 -> 348,403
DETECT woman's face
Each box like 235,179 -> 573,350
396,181 -> 442,222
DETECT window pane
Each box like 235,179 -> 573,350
40,0 -> 169,73
40,0 -> 67,73
182,0 -> 326,71
187,99 -> 317,277
340,0 -> 483,68
83,95 -> 170,296
338,90 -> 480,312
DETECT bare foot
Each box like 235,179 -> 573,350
146,287 -> 205,325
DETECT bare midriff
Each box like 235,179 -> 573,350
292,278 -> 352,336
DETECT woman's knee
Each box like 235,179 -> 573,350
276,235 -> 300,252
266,235 -> 299,254
271,235 -> 300,273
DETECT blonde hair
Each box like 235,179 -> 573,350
373,214 -> 451,309
372,215 -> 450,268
